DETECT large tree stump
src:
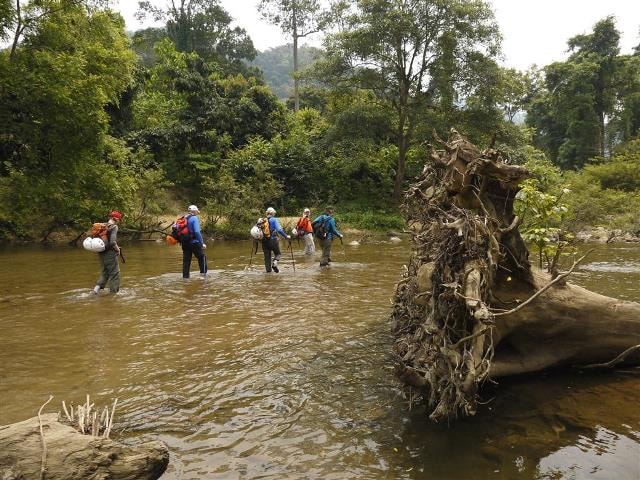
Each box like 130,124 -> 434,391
0,413 -> 169,479
391,129 -> 640,422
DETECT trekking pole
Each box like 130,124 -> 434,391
247,241 -> 256,269
340,237 -> 347,260
119,249 -> 126,264
288,239 -> 296,273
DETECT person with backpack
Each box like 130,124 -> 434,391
312,206 -> 343,267
295,208 -> 315,255
92,211 -> 122,294
178,205 -> 208,278
261,207 -> 290,273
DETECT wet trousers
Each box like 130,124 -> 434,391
303,233 -> 315,255
96,250 -> 120,293
262,237 -> 282,272
320,238 -> 332,266
182,242 -> 207,278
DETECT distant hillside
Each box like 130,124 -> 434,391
252,44 -> 323,100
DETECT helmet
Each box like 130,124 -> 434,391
250,225 -> 263,240
265,207 -> 276,216
303,208 -> 310,214
109,211 -> 122,220
188,205 -> 199,214
83,237 -> 105,252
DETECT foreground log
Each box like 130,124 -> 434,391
391,129 -> 640,422
0,413 -> 168,480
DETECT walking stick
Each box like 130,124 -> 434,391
118,249 -> 126,263
339,236 -> 347,260
248,240 -> 257,269
288,239 -> 296,273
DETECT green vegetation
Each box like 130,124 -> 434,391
252,44 -> 322,100
0,1 -> 639,242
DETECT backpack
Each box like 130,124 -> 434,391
257,217 -> 271,239
171,215 -> 192,242
312,216 -> 330,240
296,217 -> 309,236
90,223 -> 109,242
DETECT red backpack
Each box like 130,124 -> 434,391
90,223 -> 110,242
171,215 -> 192,242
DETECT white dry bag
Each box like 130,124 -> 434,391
83,236 -> 106,253
250,225 -> 263,240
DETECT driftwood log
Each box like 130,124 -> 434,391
0,413 -> 168,480
391,129 -> 640,422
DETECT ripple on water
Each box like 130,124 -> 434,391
580,261 -> 640,273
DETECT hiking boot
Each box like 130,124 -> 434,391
272,264 -> 279,273
319,262 -> 329,267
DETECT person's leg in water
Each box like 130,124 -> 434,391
303,233 -> 315,255
193,243 -> 207,276
93,253 -> 108,294
262,239 -> 272,272
271,238 -> 282,273
104,250 -> 120,293
182,242 -> 193,278
320,238 -> 332,266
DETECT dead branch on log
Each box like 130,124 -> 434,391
492,252 -> 590,317
579,345 -> 640,369
37,395 -> 53,480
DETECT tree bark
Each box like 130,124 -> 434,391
391,129 -> 640,422
292,3 -> 299,112
0,413 -> 169,479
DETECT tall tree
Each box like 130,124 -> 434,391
0,1 -> 136,236
137,0 -> 256,70
526,17 -> 640,169
258,0 -> 330,111
314,0 -> 500,201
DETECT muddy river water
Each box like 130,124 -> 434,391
1,240 -> 639,479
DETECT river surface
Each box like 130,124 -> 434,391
1,240 -> 639,479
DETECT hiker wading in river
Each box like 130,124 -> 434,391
312,206 -> 343,267
261,207 -> 290,273
181,205 -> 208,278
92,211 -> 122,294
295,208 -> 315,255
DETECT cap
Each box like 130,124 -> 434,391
188,205 -> 199,213
303,208 -> 310,214
109,211 -> 122,220
266,207 -> 276,216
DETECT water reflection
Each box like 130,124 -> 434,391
0,240 -> 639,479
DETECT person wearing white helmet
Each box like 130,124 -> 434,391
261,207 -> 290,273
181,204 -> 208,278
295,208 -> 315,255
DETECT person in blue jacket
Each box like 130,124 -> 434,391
313,206 -> 343,267
262,207 -> 290,273
182,204 -> 208,278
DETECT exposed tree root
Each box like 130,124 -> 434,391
391,129 -> 640,422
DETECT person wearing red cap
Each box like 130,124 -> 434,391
92,211 -> 122,294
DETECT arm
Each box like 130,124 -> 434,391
107,225 -> 120,252
273,218 -> 289,239
328,218 -> 342,238
190,216 -> 205,244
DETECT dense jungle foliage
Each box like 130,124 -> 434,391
0,1 -> 639,241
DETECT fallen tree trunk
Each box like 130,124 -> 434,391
0,413 -> 169,480
391,129 -> 640,422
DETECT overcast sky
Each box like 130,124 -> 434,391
115,0 -> 640,71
